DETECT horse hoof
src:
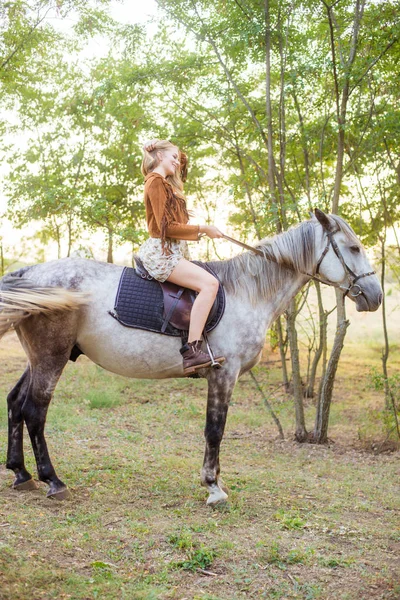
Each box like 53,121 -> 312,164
13,478 -> 39,491
206,494 -> 228,507
47,487 -> 71,501
206,487 -> 228,507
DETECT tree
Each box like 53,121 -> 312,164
149,0 -> 400,442
5,25 -> 151,259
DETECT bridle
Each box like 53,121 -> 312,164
221,229 -> 376,298
310,228 -> 376,297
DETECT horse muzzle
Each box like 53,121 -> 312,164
353,281 -> 383,312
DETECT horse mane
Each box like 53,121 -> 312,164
208,215 -> 357,305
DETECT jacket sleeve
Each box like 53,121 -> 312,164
146,177 -> 200,241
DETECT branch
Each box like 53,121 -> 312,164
250,370 -> 285,439
321,0 -> 340,121
350,38 -> 398,95
158,81 -> 268,180
1,6 -> 54,71
189,0 -> 268,147
232,0 -> 253,21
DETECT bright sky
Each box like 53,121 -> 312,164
109,0 -> 158,28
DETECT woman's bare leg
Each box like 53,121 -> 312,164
167,259 -> 219,342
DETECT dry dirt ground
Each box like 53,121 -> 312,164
0,331 -> 399,600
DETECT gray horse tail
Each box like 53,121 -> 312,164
0,274 -> 89,340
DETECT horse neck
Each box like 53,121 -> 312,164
219,219 -> 317,293
236,259 -> 310,324
208,251 -> 311,327
263,270 -> 310,324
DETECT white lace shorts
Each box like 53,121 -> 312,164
137,238 -> 190,282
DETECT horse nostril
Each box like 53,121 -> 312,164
378,293 -> 383,305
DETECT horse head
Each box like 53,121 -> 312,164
313,209 -> 383,312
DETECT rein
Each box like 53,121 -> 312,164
221,231 -> 376,298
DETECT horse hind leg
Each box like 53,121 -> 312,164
15,313 -> 79,500
21,357 -> 72,500
6,367 -> 38,490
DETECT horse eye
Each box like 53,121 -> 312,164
350,245 -> 360,253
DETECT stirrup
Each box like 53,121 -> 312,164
202,330 -> 224,369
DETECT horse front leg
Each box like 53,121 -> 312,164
201,371 -> 237,506
6,368 -> 38,490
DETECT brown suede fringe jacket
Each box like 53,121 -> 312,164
144,172 -> 200,244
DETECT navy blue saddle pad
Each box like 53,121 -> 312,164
110,262 -> 225,337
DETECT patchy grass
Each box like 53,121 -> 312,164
0,332 -> 399,599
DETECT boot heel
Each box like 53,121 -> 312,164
180,340 -> 224,375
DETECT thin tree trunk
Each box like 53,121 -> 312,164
276,316 -> 290,392
323,0 -> 365,211
233,130 -> 261,240
107,228 -> 113,264
68,134 -> 87,257
380,240 -> 400,440
292,88 -> 312,207
67,214 -> 73,257
313,292 -> 349,443
53,218 -> 61,260
313,0 -> 365,443
380,238 -> 391,410
57,229 -> 61,260
306,283 -> 328,398
0,242 -> 4,277
265,0 -> 281,232
292,85 -> 327,402
287,299 -> 308,441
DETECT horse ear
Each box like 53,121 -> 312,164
314,208 -> 334,232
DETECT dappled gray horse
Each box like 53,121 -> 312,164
0,210 -> 382,505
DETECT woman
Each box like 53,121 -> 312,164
138,139 -> 225,375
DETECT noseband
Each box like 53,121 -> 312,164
311,229 -> 376,297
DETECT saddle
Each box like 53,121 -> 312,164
109,259 -> 225,337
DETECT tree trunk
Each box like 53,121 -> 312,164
305,283 -> 328,398
56,224 -> 61,259
276,316 -> 290,392
380,240 -> 400,439
0,242 -> 4,277
235,142 -> 262,240
107,228 -> 113,263
264,0 -> 281,232
314,0 -> 365,443
313,292 -> 349,443
380,239 -> 391,410
287,299 -> 308,442
67,216 -> 72,258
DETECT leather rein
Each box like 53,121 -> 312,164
221,230 -> 375,299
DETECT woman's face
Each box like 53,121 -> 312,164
159,146 -> 180,177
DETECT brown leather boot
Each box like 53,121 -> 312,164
180,340 -> 225,375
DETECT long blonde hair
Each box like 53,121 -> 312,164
141,139 -> 187,198
141,139 -> 190,247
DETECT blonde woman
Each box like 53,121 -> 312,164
139,139 -> 225,375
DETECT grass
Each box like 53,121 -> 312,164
0,331 -> 399,599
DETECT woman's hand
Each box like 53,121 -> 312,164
200,225 -> 224,239
143,139 -> 159,152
